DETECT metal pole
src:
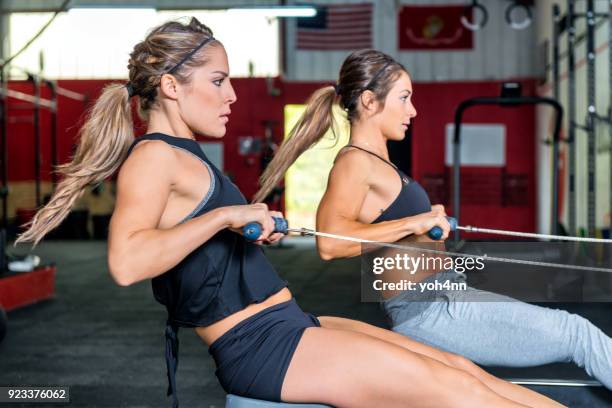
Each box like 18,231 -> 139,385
552,4 -> 561,235
32,75 -> 41,208
0,228 -> 5,272
47,81 -> 58,188
586,0 -> 596,237
553,4 -> 560,100
0,67 -> 6,231
567,0 -> 577,235
0,66 -> 5,271
609,0 -> 612,234
453,112 -> 462,244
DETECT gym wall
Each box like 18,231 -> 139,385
5,78 -> 536,235
536,1 -> 612,235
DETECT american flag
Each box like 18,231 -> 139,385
296,3 -> 373,50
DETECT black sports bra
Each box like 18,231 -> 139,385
343,145 -> 431,223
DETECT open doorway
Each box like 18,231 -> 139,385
283,104 -> 350,229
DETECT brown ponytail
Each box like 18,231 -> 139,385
253,49 -> 407,204
253,86 -> 338,203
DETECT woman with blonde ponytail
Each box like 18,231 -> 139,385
264,48 -> 612,396
18,22 -> 564,407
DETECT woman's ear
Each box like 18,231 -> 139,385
359,90 -> 378,114
159,73 -> 179,100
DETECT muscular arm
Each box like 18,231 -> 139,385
316,151 -> 431,260
107,142 -> 231,286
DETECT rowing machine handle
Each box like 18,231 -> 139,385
242,217 -> 289,241
427,217 -> 457,240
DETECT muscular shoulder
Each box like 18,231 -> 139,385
128,139 -> 176,161
330,147 -> 374,185
118,140 -> 177,184
122,140 -> 176,170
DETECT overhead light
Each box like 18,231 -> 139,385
67,6 -> 156,15
227,6 -> 317,18
68,4 -> 155,9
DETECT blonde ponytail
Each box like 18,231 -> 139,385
16,84 -> 134,245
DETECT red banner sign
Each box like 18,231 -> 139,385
398,6 -> 473,50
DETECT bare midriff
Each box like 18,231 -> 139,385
195,287 -> 293,346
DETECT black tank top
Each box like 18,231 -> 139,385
344,145 -> 431,223
126,133 -> 287,407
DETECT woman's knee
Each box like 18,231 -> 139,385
444,352 -> 479,371
426,364 -> 499,406
443,351 -> 502,385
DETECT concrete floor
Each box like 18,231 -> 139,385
0,238 -> 611,407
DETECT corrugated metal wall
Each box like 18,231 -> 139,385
285,0 -> 536,81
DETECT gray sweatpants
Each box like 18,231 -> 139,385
383,273 -> 612,389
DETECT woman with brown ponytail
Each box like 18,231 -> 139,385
256,48 -> 612,396
17,19 -> 563,408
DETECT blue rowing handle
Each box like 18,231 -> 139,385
428,217 -> 457,240
243,216 -> 456,241
242,217 -> 289,241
